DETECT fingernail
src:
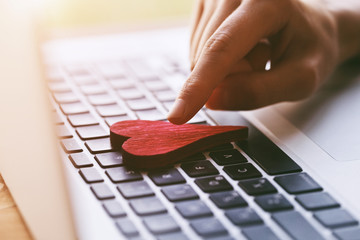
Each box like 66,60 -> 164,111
167,99 -> 186,121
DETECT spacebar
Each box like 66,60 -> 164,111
272,211 -> 325,240
205,110 -> 301,175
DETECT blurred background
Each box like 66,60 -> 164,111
44,0 -> 193,30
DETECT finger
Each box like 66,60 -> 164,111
192,0 -> 240,69
190,0 -> 218,67
168,0 -> 291,124
206,59 -> 317,110
189,0 -> 204,59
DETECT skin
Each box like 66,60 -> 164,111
167,0 -> 360,125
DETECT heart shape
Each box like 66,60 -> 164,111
110,120 -> 248,169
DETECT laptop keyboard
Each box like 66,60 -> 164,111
48,56 -> 359,240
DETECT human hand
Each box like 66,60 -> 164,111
167,0 -> 339,124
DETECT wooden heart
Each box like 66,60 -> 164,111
110,120 -> 248,169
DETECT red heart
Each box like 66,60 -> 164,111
110,120 -> 248,169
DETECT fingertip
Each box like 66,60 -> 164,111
167,99 -> 187,125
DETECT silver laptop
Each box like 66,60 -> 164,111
1,3 -> 360,240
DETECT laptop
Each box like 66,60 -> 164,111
1,2 -> 360,240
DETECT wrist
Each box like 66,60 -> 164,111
328,1 -> 360,63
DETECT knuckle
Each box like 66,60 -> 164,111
203,32 -> 233,57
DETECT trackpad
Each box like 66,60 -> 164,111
275,62 -> 360,162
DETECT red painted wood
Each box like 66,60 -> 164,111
110,120 -> 248,169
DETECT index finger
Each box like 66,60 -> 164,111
167,0 -> 291,124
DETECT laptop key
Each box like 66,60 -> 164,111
207,143 -> 233,152
225,208 -> 263,226
95,152 -> 123,168
209,149 -> 247,165
117,88 -> 144,100
238,178 -> 277,196
115,218 -> 139,237
295,192 -> 340,210
49,82 -> 72,93
224,163 -> 262,180
157,232 -> 189,240
53,92 -> 79,104
148,168 -> 185,186
144,80 -> 169,91
135,109 -> 166,121
143,215 -> 180,234
79,84 -> 107,95
126,98 -> 156,111
56,125 -> 73,138
79,168 -> 103,183
255,194 -> 293,212
333,226 -> 360,240
85,138 -> 113,154
161,184 -> 199,202
195,175 -> 233,193
209,191 -> 247,209
60,102 -> 89,115
88,94 -> 116,106
180,153 -> 206,162
190,218 -> 228,237
272,211 -> 325,240
105,115 -> 132,127
67,113 -> 99,127
96,104 -> 126,117
130,197 -> 167,216
109,79 -> 134,89
103,200 -> 126,217
54,112 -> 64,125
175,200 -> 212,218
90,183 -> 115,200
106,167 -> 143,183
274,173 -> 322,194
154,90 -> 176,102
69,153 -> 93,168
76,125 -> 109,140
117,181 -> 154,199
242,225 -> 280,240
61,138 -> 83,153
314,209 -> 358,228
181,160 -> 219,177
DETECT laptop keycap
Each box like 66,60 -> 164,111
117,87 -> 144,100
181,160 -> 219,177
238,178 -> 277,196
96,104 -> 126,117
225,208 -> 263,226
148,168 -> 185,186
195,175 -> 233,193
53,92 -> 79,104
242,225 -> 279,240
274,173 -> 322,194
91,183 -> 115,200
135,109 -> 166,121
255,194 -> 293,212
161,184 -> 198,202
79,84 -> 107,95
105,115 -> 132,127
190,218 -> 227,237
180,153 -> 206,162
209,191 -> 247,209
67,113 -> 99,127
314,209 -> 358,228
209,149 -> 247,165
56,125 -> 73,138
207,143 -> 233,152
272,211 -> 325,240
295,192 -> 340,210
157,232 -> 189,240
333,226 -> 360,240
115,218 -> 139,237
95,152 -> 123,168
79,168 -> 103,183
61,138 -> 83,153
117,181 -> 154,199
60,102 -> 89,115
103,200 -> 126,217
224,163 -> 262,180
85,138 -> 113,154
130,197 -> 167,216
143,215 -> 180,234
69,153 -> 93,168
175,200 -> 212,219
76,125 -> 109,140
88,94 -> 116,106
106,167 -> 143,183
126,98 -> 156,111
